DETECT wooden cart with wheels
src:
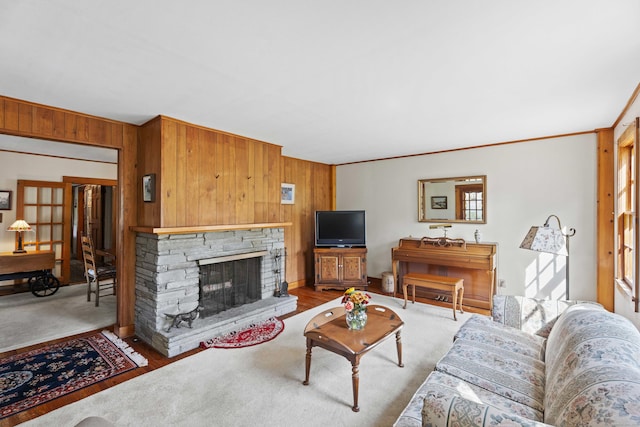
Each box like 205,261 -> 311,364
0,251 -> 60,297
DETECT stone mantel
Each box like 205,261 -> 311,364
131,222 -> 292,235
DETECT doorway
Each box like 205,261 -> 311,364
69,180 -> 117,284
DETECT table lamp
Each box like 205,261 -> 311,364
8,219 -> 32,254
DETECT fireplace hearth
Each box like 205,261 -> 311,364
134,228 -> 297,357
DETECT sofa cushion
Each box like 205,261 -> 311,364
435,338 -> 545,412
492,295 -> 594,337
418,372 -> 551,427
544,303 -> 640,426
454,314 -> 546,360
393,370 -> 544,427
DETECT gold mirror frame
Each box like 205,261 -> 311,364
418,175 -> 486,224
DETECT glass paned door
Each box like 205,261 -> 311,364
16,180 -> 72,283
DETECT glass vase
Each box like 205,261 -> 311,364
346,308 -> 368,330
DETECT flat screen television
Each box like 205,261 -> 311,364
315,210 -> 366,247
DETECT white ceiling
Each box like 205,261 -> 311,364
1,1 -> 639,164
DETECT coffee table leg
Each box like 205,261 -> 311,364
395,330 -> 404,367
351,362 -> 360,412
303,339 -> 312,386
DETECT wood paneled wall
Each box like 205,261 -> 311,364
596,128 -> 615,311
137,115 -> 334,289
138,116 -> 284,228
0,97 -> 125,149
137,117 -> 162,226
0,95 -> 138,338
281,157 -> 334,288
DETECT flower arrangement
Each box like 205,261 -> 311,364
341,287 -> 371,312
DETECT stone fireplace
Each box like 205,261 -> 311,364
135,227 -> 297,357
198,252 -> 265,318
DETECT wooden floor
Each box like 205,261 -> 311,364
0,282 -> 478,426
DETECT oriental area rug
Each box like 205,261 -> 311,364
200,317 -> 285,349
0,330 -> 148,420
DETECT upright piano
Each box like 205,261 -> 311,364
391,237 -> 497,312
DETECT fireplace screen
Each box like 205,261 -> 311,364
199,257 -> 261,318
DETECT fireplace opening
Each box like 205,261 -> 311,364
199,257 -> 261,318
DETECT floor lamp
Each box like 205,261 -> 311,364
519,214 -> 576,299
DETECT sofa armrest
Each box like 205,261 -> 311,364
491,295 -> 598,337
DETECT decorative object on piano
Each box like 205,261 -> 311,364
0,190 -> 11,210
424,224 -> 465,247
520,214 -> 575,298
418,175 -> 486,224
342,287 -> 371,330
429,223 -> 452,237
7,219 -> 31,253
474,229 -> 482,243
420,236 -> 466,248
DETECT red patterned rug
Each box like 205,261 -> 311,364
200,317 -> 285,349
0,330 -> 147,420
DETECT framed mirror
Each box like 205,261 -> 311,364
418,175 -> 486,223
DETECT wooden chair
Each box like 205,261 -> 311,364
81,235 -> 116,306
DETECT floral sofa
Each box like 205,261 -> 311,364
394,295 -> 640,426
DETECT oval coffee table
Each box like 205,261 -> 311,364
302,304 -> 404,412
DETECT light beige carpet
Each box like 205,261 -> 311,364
0,284 -> 116,353
20,294 -> 470,427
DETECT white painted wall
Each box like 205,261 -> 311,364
0,151 -> 117,253
337,133 -> 597,301
614,93 -> 640,329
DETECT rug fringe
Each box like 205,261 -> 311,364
101,330 -> 149,367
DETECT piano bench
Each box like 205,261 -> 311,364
402,273 -> 464,320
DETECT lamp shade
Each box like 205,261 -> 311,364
519,225 -> 568,256
7,219 -> 31,232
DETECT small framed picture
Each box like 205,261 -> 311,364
431,196 -> 447,209
281,183 -> 295,204
0,190 -> 11,210
142,174 -> 156,202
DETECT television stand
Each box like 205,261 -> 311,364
313,247 -> 367,292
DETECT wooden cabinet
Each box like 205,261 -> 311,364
314,247 -> 367,291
